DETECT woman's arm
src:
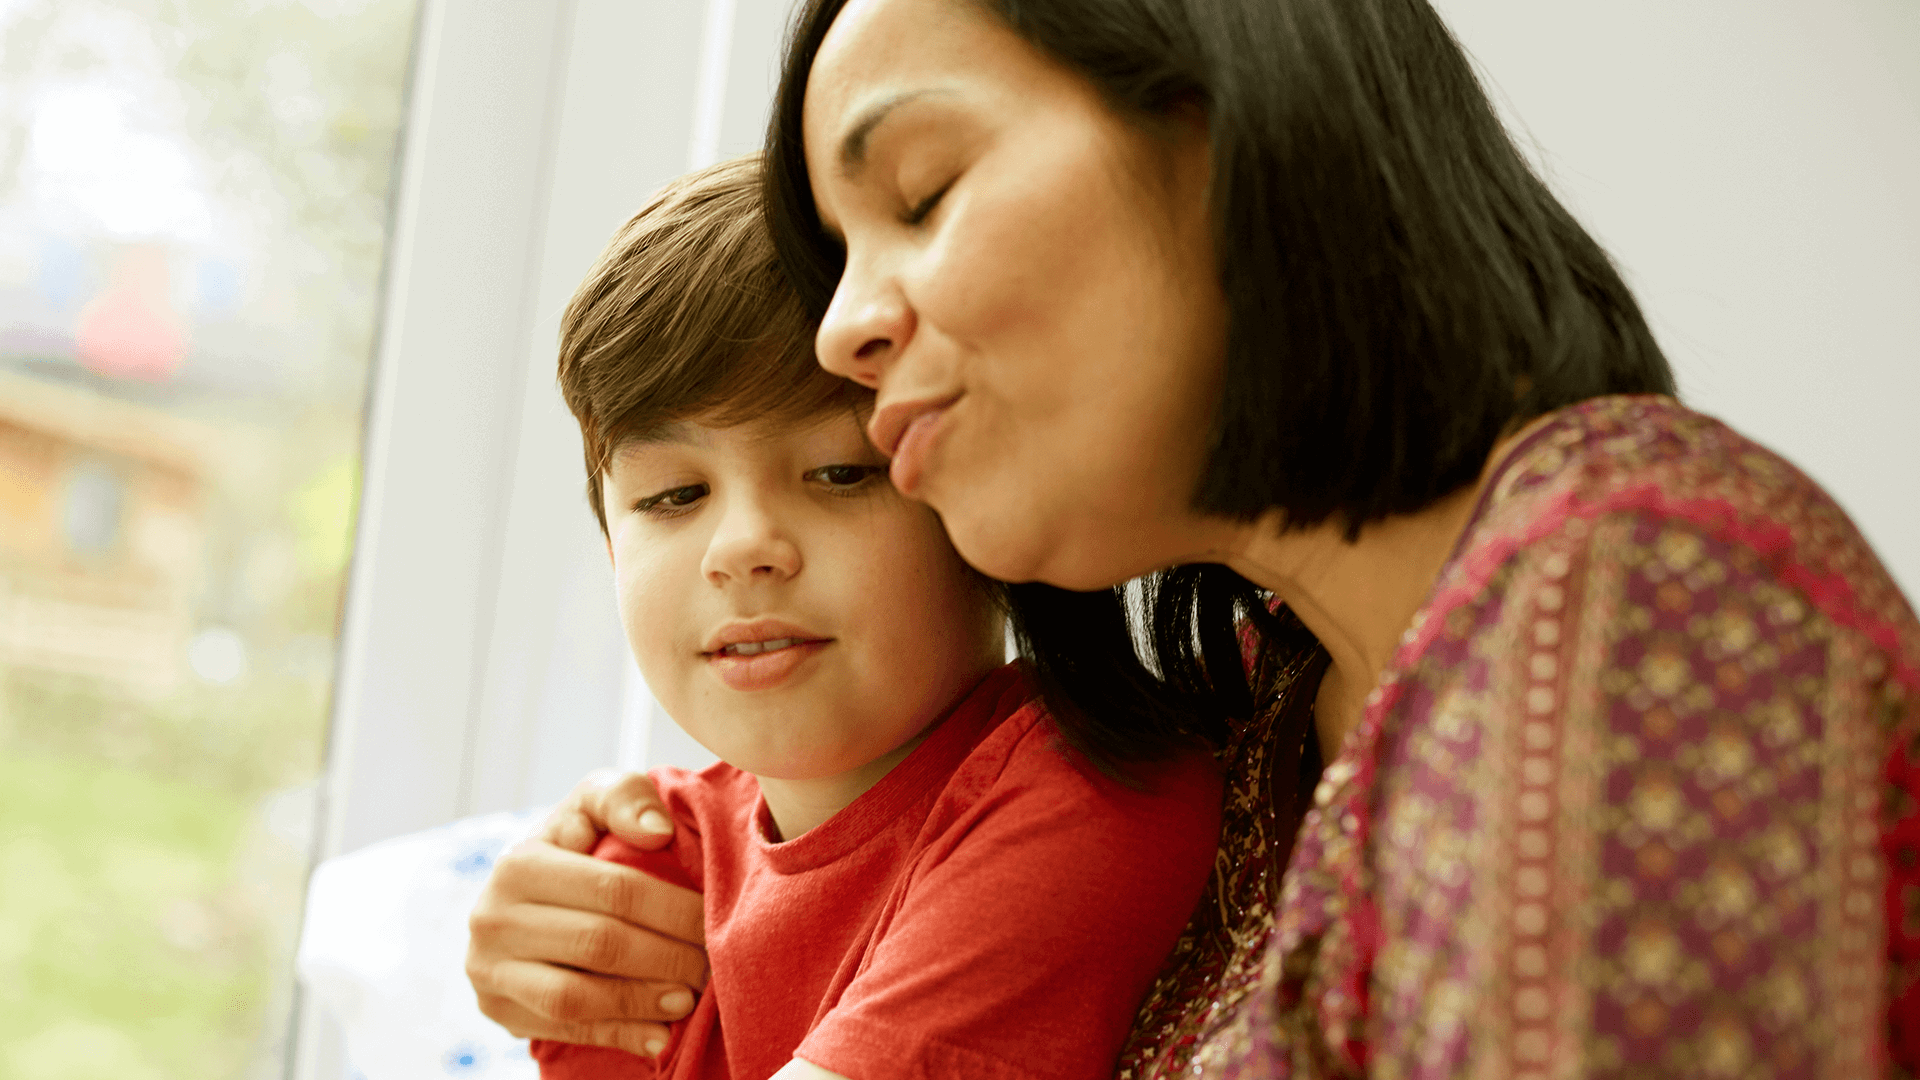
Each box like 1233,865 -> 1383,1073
773,1060 -> 850,1080
465,770 -> 708,1055
1367,514 -> 1896,1075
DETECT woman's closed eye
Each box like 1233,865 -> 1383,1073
807,463 -> 888,494
633,483 -> 708,517
901,178 -> 955,227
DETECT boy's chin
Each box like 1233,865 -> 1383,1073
736,756 -> 862,784
731,742 -> 902,785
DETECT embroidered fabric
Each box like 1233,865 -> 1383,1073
1116,641 -> 1326,1079
1124,396 -> 1920,1079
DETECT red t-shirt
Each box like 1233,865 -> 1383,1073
532,663 -> 1221,1080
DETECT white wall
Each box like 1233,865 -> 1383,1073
1437,0 -> 1920,593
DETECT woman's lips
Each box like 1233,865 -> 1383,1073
706,639 -> 830,691
870,398 -> 955,497
868,394 -> 960,451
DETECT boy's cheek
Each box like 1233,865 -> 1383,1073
624,622 -> 694,737
611,552 -> 693,689
619,593 -> 678,673
609,533 -> 679,602
605,508 -> 641,555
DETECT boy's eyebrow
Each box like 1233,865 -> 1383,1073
610,420 -> 707,458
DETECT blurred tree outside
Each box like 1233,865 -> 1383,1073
0,1 -> 418,1078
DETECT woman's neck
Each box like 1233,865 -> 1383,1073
1220,422 -> 1541,759
1226,489 -> 1477,758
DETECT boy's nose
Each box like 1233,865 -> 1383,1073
701,507 -> 801,585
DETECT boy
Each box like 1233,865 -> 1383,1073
531,155 -> 1220,1080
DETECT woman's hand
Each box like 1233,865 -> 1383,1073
466,770 -> 707,1056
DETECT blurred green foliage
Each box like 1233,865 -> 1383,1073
0,661 -> 338,1080
0,749 -> 264,1080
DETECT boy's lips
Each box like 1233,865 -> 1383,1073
868,394 -> 959,497
701,618 -> 828,654
702,619 -> 833,692
705,639 -> 831,691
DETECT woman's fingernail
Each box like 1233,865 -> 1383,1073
645,1037 -> 667,1057
660,989 -> 694,1016
638,810 -> 673,835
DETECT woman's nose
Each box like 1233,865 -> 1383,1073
815,267 -> 913,389
701,496 -> 802,585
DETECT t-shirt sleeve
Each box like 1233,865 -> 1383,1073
795,730 -> 1223,1080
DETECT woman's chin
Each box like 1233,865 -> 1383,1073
944,514 -> 1141,592
928,467 -> 1191,589
941,514 -> 1045,585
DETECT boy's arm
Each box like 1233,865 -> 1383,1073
796,739 -> 1223,1080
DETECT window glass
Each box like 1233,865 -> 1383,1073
0,1 -> 418,1076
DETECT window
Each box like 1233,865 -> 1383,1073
0,2 -> 419,1077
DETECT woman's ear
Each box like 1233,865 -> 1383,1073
1152,97 -> 1213,218
1167,96 -> 1209,139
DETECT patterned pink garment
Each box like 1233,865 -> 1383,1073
1117,637 -> 1324,1079
1182,396 -> 1920,1079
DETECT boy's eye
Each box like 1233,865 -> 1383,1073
634,483 -> 707,515
808,464 -> 884,490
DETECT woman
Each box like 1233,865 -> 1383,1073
469,0 -> 1920,1074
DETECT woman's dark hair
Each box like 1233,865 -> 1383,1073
763,0 -> 1675,767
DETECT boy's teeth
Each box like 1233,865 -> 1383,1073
726,637 -> 796,657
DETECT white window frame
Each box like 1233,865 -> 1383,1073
291,1 -> 793,1075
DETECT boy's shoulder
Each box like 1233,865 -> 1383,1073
792,668 -> 1225,1080
930,665 -> 1223,848
650,758 -> 760,837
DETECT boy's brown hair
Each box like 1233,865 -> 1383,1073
559,153 -> 867,531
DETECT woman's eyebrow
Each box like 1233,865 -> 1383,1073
837,88 -> 956,175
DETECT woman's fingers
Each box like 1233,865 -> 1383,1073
474,843 -> 707,987
471,959 -> 683,1054
539,769 -> 674,853
541,802 -> 604,855
473,897 -> 709,987
466,772 -> 705,1045
490,839 -> 706,949
588,770 -> 680,849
